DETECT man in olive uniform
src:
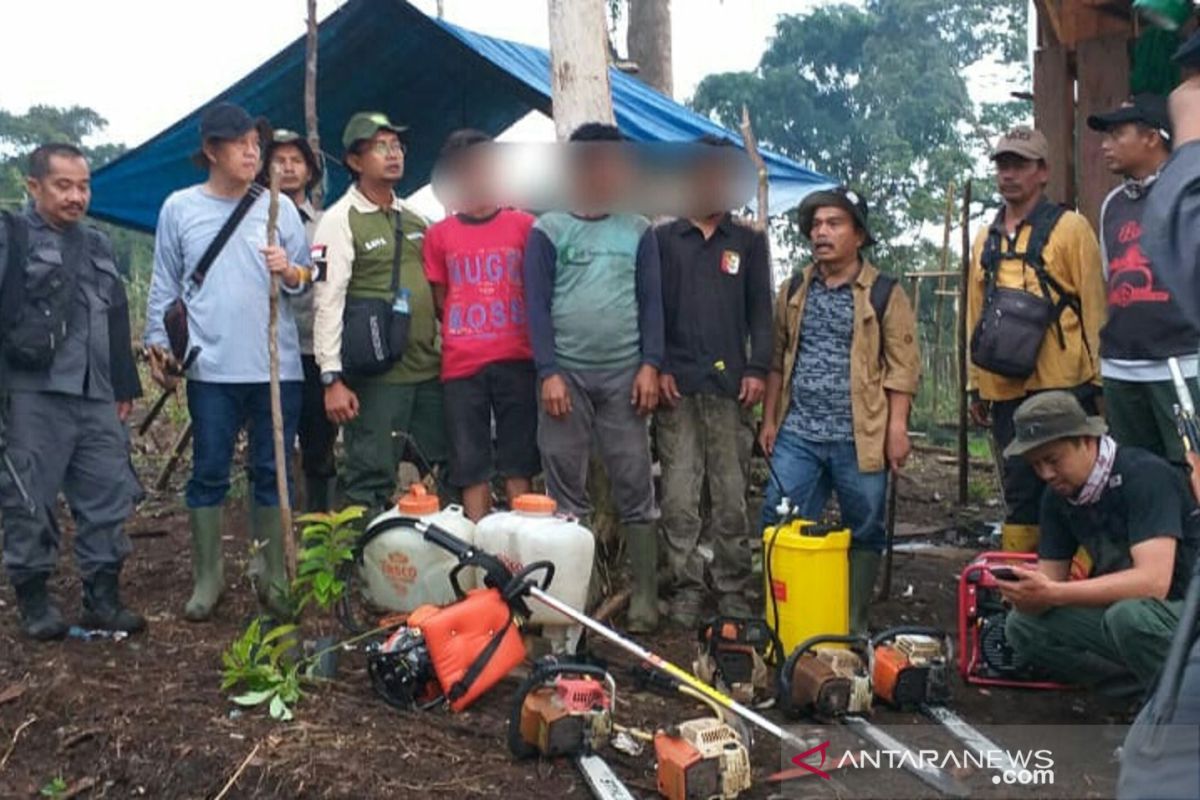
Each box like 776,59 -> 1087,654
312,113 -> 444,516
0,143 -> 144,640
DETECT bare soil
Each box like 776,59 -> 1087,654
0,444 -> 1136,799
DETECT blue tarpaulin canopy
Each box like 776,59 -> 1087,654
90,0 -> 832,232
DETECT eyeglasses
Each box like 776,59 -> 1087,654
370,140 -> 407,156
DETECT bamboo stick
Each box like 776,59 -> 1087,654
266,167 -> 296,580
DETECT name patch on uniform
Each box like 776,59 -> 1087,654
310,244 -> 328,283
363,237 -> 388,252
720,250 -> 741,275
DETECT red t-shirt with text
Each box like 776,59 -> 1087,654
422,208 -> 536,380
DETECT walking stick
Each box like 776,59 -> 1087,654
266,167 -> 297,581
876,469 -> 898,601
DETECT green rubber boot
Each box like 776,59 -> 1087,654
849,549 -> 882,636
251,505 -> 292,620
624,522 -> 660,634
185,507 -> 225,621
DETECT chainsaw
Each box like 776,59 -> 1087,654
778,634 -> 873,720
654,717 -> 752,800
871,626 -> 952,710
694,616 -> 782,706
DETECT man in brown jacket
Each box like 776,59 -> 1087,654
759,186 -> 920,634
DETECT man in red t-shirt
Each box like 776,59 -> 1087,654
423,130 -> 540,520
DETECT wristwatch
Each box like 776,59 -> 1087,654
320,371 -> 342,387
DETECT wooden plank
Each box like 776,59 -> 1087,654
1034,42 -> 1074,207
1076,33 -> 1129,227
1062,0 -> 1131,46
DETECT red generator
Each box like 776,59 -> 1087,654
958,551 -> 1086,690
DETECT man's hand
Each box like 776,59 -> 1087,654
659,373 -> 682,409
739,376 -> 765,409
886,420 -> 911,473
324,381 -> 360,424
541,374 -> 573,419
995,565 -> 1061,615
969,397 -> 992,428
146,345 -> 181,391
757,421 -> 778,458
116,401 -> 133,423
630,365 -> 659,416
260,245 -> 299,287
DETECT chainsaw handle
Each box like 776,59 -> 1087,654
508,660 -> 614,760
870,625 -> 950,649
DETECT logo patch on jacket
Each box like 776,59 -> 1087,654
310,244 -> 327,282
720,250 -> 741,275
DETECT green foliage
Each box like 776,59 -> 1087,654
39,776 -> 68,799
690,0 -> 1029,269
220,617 -> 302,721
293,506 -> 365,614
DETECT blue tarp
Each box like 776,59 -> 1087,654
89,0 -> 832,232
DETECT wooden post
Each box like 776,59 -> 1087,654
1076,33 -> 1129,227
739,105 -> 769,230
957,178 -> 972,506
547,0 -> 616,140
626,0 -> 673,97
931,180 -> 955,424
266,168 -> 296,581
305,0 -> 323,210
1033,42 -> 1074,207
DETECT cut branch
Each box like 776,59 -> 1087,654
739,105 -> 769,230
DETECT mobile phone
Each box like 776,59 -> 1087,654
990,566 -> 1020,581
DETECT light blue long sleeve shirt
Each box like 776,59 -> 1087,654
144,185 -> 310,383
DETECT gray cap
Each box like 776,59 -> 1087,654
1003,391 -> 1107,458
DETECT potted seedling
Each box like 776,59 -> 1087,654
291,506 -> 365,678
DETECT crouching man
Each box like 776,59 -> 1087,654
1001,391 -> 1200,691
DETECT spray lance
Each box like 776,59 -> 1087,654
1167,357 -> 1200,503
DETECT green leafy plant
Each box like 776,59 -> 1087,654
220,617 -> 302,721
40,777 -> 68,799
292,506 -> 364,615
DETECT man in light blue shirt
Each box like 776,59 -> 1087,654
144,102 -> 310,621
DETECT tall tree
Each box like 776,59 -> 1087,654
548,0 -> 616,140
626,0 -> 673,96
691,0 -> 1028,269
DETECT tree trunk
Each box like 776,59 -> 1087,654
626,0 -> 673,97
547,0 -> 615,140
305,0 -> 323,210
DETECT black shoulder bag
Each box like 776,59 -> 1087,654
341,209 -> 411,377
163,183 -> 263,361
969,199 -> 1073,379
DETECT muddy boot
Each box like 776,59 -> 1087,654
303,476 -> 336,513
81,567 -> 146,633
848,549 -> 882,636
13,573 -> 68,640
251,505 -> 292,620
667,589 -> 704,630
624,522 -> 660,634
185,506 -> 225,621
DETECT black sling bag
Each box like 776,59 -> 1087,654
340,209 -> 411,377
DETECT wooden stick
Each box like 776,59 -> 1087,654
304,0 -> 323,210
0,715 -> 36,772
266,167 -> 296,581
931,180 -> 955,424
213,742 -> 261,800
154,421 -> 193,492
739,105 -> 769,231
957,177 -> 972,506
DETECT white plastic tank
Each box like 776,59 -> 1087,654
359,485 -> 476,613
475,494 -> 595,650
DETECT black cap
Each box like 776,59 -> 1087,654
1176,29 -> 1200,68
797,185 -> 876,248
199,102 -> 256,141
1086,93 -> 1172,140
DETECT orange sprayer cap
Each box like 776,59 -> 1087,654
512,494 -> 557,516
397,484 -> 439,516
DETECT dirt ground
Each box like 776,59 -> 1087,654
0,445 -> 1138,799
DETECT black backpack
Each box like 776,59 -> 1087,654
786,268 -> 898,366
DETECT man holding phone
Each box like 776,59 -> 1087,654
998,391 -> 1200,691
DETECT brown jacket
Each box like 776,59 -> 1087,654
768,261 -> 921,472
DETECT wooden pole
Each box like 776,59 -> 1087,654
547,0 -> 616,140
931,180 -> 955,425
304,0 -> 323,210
739,105 -> 769,231
266,167 -> 296,581
957,178 -> 972,506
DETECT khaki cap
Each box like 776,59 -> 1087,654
992,126 -> 1049,162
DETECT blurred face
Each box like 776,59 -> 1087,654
205,130 -> 262,184
348,130 -> 405,185
809,206 -> 864,265
1026,438 -> 1096,497
690,154 -> 732,217
270,143 -> 311,197
994,154 -> 1048,206
27,154 -> 90,227
573,142 -> 632,209
1100,122 -> 1163,176
453,145 -> 497,208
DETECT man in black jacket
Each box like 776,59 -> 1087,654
655,138 -> 773,625
0,143 -> 145,640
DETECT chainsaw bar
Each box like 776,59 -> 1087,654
575,754 -> 637,800
842,715 -> 970,797
922,704 -> 1021,775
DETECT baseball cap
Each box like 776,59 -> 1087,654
199,102 -> 257,141
797,185 -> 876,248
1002,391 -> 1107,458
341,112 -> 408,150
1086,94 -> 1172,141
992,126 -> 1050,162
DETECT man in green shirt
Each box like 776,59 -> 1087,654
312,113 -> 445,515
